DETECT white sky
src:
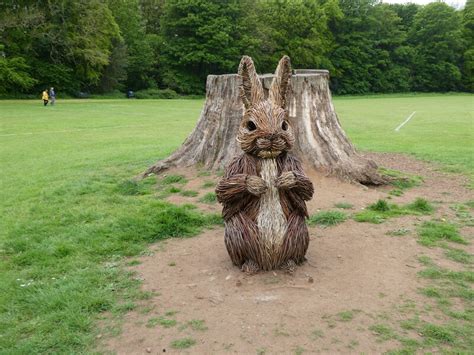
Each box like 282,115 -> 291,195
382,0 -> 466,8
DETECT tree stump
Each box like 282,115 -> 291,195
141,70 -> 387,185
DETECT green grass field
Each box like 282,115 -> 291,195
0,94 -> 472,353
335,93 -> 473,177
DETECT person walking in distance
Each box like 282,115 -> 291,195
42,89 -> 49,106
49,87 -> 56,106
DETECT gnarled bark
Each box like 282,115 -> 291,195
141,70 -> 387,185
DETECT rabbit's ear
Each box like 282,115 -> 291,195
238,56 -> 264,109
269,55 -> 292,109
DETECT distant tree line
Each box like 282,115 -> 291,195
0,0 -> 472,97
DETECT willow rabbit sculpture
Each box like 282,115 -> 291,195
215,55 -> 314,273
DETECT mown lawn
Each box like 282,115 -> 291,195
334,93 -> 473,180
0,94 -> 472,353
0,99 -> 219,353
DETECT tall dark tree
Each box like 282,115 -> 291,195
0,44 -> 36,94
330,0 -> 409,94
251,0 -> 341,73
108,0 -> 155,91
159,0 -> 254,93
368,3 -> 410,92
1,0 -> 120,93
47,1 -> 120,89
98,39 -> 128,93
408,2 -> 463,92
389,2 -> 419,31
140,0 -> 165,34
0,2 -> 43,93
462,0 -> 474,91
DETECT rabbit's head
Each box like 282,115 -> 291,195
237,55 -> 294,159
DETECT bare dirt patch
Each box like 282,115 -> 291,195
104,153 -> 473,354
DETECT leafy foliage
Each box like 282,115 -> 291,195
159,0 -> 252,93
0,45 -> 36,93
408,2 -> 464,92
0,0 -> 471,95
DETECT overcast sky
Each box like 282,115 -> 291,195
382,0 -> 466,8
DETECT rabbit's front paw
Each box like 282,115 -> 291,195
275,171 -> 297,189
246,175 -> 267,196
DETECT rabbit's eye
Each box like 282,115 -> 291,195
281,121 -> 288,131
247,121 -> 257,131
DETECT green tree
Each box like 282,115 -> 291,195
59,0 -> 121,89
0,44 -> 36,94
140,0 -> 165,34
389,2 -> 419,31
461,0 -> 474,91
0,2 -> 41,94
252,0 -> 341,73
368,3 -> 410,92
108,0 -> 156,91
1,0 -> 120,93
98,39 -> 128,93
159,0 -> 255,93
330,0 -> 409,94
408,2 -> 463,91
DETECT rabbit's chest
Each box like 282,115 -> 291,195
257,159 -> 287,248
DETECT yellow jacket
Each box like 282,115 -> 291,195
42,91 -> 48,100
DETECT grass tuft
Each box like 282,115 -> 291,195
170,338 -> 196,349
199,192 -> 217,204
308,211 -> 347,227
162,175 -> 187,185
310,329 -> 324,340
386,228 -> 410,236
450,204 -> 474,226
167,186 -> 181,193
116,178 -> 154,195
407,198 -> 435,213
421,324 -> 455,344
146,316 -> 177,328
354,198 -> 434,224
417,221 -> 467,247
418,255 -> 434,266
444,248 -> 473,264
180,190 -> 198,197
334,202 -> 353,209
389,189 -> 404,196
370,199 -> 390,212
379,168 -> 423,190
369,324 -> 395,341
420,287 -> 442,298
197,170 -> 211,177
188,319 -> 208,331
201,180 -> 215,188
418,267 -> 474,283
337,311 -> 354,322
400,318 -> 420,330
